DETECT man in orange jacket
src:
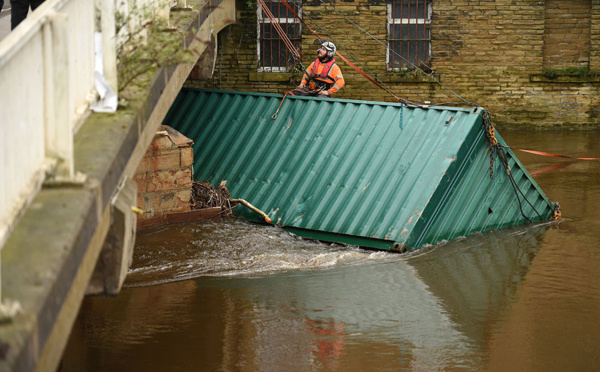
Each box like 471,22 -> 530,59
289,41 -> 345,97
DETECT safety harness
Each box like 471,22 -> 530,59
307,58 -> 336,91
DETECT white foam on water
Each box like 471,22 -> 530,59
125,219 -> 402,287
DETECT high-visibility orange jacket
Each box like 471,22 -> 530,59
301,58 -> 345,95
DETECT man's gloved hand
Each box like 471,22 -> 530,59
318,90 -> 330,96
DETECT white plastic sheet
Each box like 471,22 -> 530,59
91,32 -> 117,113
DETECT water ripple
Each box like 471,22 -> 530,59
125,219 -> 400,287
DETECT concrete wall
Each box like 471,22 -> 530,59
186,0 -> 600,128
135,126 -> 194,227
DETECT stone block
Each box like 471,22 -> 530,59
181,147 -> 194,167
141,189 -> 192,214
146,135 -> 174,154
175,189 -> 192,208
134,173 -> 148,195
137,149 -> 182,173
137,195 -> 145,211
147,192 -> 179,211
161,125 -> 194,148
147,168 -> 193,193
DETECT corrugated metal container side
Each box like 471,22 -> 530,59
407,127 -> 554,249
164,89 -> 555,251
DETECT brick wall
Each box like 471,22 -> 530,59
186,0 -> 600,128
591,0 -> 600,70
135,126 -> 194,226
544,0 -> 591,68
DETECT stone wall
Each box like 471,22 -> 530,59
543,0 -> 591,69
592,0 -> 600,70
186,0 -> 600,128
134,126 -> 194,227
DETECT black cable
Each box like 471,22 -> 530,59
318,0 -> 473,106
495,146 -> 544,222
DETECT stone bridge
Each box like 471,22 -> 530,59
0,1 -> 235,370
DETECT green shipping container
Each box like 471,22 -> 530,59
164,89 -> 556,251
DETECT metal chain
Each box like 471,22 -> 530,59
552,202 -> 562,220
482,110 -> 498,179
489,147 -> 495,179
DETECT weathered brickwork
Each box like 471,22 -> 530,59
135,126 -> 194,225
544,0 -> 591,68
186,0 -> 600,128
591,0 -> 600,70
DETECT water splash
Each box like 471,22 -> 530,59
125,219 -> 398,287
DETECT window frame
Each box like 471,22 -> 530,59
257,0 -> 302,73
386,0 -> 432,71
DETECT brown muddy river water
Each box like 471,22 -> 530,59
60,130 -> 600,371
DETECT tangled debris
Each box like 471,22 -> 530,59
191,180 -> 232,211
191,180 -> 272,223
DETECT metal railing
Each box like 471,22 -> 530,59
0,0 -> 172,298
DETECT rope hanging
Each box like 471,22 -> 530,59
316,0 -> 472,107
266,0 -> 561,224
278,0 -> 470,106
257,0 -> 301,60
279,0 -> 489,110
271,92 -> 289,119
279,0 -> 410,103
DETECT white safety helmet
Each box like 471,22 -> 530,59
321,41 -> 336,58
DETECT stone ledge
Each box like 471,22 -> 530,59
137,207 -> 222,228
0,187 -> 106,372
248,72 -> 294,82
246,72 -> 439,84
377,73 -> 441,84
530,74 -> 600,83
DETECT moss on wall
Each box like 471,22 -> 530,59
186,0 -> 600,128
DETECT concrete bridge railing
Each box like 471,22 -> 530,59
0,0 -> 236,369
0,0 -> 93,253
0,0 -> 178,294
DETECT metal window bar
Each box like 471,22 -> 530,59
257,0 -> 302,72
387,0 -> 431,71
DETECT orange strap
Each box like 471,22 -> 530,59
334,52 -> 403,101
258,0 -> 300,59
529,161 -> 575,177
510,147 -> 600,161
271,92 -> 289,119
281,0 -> 316,35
